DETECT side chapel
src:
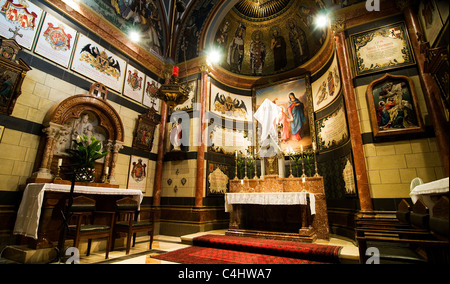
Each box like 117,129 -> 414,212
0,0 -> 448,264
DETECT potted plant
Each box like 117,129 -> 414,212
66,135 -> 108,182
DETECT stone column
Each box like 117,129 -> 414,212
33,123 -> 61,180
332,18 -> 373,212
108,141 -> 123,185
153,70 -> 171,207
195,65 -> 209,208
398,0 -> 449,176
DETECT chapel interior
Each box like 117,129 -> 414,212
0,0 -> 448,265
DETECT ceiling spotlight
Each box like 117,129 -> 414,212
315,13 -> 329,28
129,30 -> 141,42
206,48 -> 222,66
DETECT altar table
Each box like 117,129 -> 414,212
226,175 -> 330,242
14,183 -> 143,248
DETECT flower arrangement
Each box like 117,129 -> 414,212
65,135 -> 108,182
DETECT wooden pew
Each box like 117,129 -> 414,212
356,198 -> 449,264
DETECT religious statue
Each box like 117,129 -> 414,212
170,117 -> 183,151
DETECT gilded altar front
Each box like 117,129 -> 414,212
226,175 -> 329,242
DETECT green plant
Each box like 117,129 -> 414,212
66,135 -> 108,169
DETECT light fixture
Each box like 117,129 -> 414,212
315,13 -> 330,29
152,65 -> 190,109
129,30 -> 141,43
206,47 -> 222,66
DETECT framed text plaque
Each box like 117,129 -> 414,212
349,22 -> 415,77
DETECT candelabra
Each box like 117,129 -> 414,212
300,148 -> 306,178
252,155 -> 258,180
288,148 -> 294,178
244,155 -> 248,180
313,142 -> 320,177
54,159 -> 63,180
234,151 -> 239,180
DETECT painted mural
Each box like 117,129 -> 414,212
79,0 -> 165,57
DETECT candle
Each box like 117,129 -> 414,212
105,167 -> 109,175
58,158 -> 63,167
302,176 -> 306,183
312,142 -> 316,151
172,66 -> 179,78
235,151 -> 238,158
300,145 -> 303,153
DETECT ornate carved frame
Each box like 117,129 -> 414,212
31,89 -> 125,185
366,73 -> 425,138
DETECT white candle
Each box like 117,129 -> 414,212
302,176 -> 306,183
235,151 -> 238,158
105,167 -> 109,175
312,142 -> 316,151
58,158 -> 63,167
300,145 -> 303,153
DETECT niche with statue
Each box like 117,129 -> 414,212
29,83 -> 124,187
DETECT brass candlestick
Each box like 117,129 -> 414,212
252,156 -> 258,180
288,148 -> 294,178
54,159 -> 63,180
234,152 -> 239,180
313,142 -> 320,177
301,148 -> 306,178
244,155 -> 248,180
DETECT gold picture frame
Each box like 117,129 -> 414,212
349,22 -> 416,77
366,73 -> 425,138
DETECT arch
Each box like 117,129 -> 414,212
43,94 -> 124,142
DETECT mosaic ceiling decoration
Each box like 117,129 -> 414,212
213,0 -> 327,76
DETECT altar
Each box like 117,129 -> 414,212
225,175 -> 330,243
13,183 -> 143,249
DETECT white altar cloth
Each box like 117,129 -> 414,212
225,192 -> 315,215
13,183 -> 143,239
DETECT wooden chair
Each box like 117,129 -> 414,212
61,196 -> 115,259
111,197 -> 154,255
396,199 -> 411,225
410,199 -> 429,230
429,196 -> 449,240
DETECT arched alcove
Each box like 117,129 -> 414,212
30,88 -> 125,185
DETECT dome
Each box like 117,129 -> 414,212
212,0 -> 327,76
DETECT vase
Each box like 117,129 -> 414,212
75,167 -> 95,182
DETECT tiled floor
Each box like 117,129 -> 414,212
75,230 -> 359,264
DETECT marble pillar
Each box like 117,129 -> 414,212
195,65 -> 209,207
333,18 -> 373,212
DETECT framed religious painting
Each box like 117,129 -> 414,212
33,12 -> 78,68
132,107 -> 160,153
254,74 -> 315,154
366,73 -> 425,138
349,22 -> 416,77
127,155 -> 148,192
0,39 -> 32,115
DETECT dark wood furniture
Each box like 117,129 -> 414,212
356,197 -> 449,264
59,196 -> 115,259
112,197 -> 154,255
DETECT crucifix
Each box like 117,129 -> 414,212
8,27 -> 23,41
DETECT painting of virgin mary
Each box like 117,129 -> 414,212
255,75 -> 314,153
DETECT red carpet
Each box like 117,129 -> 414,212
152,234 -> 342,264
